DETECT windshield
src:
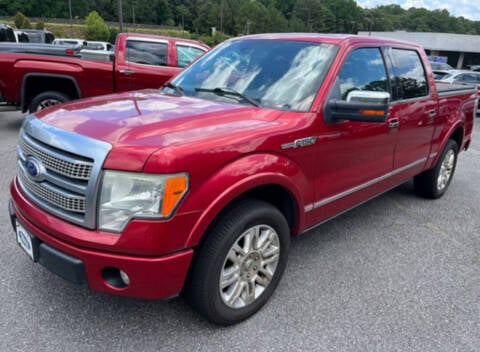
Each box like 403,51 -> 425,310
170,39 -> 338,111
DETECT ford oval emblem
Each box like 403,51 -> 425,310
25,156 -> 45,182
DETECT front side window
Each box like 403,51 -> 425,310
177,45 -> 206,68
126,40 -> 168,66
171,39 -> 338,111
390,49 -> 428,100
337,47 -> 388,100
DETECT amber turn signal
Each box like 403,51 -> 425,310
161,175 -> 189,217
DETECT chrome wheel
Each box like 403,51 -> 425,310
219,224 -> 280,309
437,149 -> 455,191
36,98 -> 62,111
184,199 -> 289,325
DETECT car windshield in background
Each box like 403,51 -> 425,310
170,39 -> 338,112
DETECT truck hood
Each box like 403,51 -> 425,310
35,90 -> 284,170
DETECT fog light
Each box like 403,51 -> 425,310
119,270 -> 130,286
102,267 -> 130,288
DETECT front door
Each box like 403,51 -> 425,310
308,46 -> 397,225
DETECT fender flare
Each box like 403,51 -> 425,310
182,154 -> 310,249
428,120 -> 464,169
21,73 -> 82,112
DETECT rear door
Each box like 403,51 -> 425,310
385,48 -> 437,177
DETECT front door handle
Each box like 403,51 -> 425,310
428,110 -> 437,119
119,69 -> 135,75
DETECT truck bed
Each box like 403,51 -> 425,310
0,42 -> 82,57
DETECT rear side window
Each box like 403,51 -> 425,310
176,45 -> 206,68
390,49 -> 428,100
126,40 -> 168,66
45,32 -> 54,44
337,47 -> 388,100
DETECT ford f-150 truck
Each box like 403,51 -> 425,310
0,33 -> 209,112
9,34 -> 476,325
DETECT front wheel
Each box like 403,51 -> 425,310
414,139 -> 458,199
183,199 -> 290,325
29,91 -> 70,112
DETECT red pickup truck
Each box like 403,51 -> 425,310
0,33 -> 209,112
9,34 -> 476,325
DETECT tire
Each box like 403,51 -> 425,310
29,91 -> 70,113
414,139 -> 458,199
183,199 -> 290,325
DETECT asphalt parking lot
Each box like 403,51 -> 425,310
0,111 -> 479,352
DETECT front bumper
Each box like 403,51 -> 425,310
9,198 -> 194,300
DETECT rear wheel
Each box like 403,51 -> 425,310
414,139 -> 458,199
29,91 -> 70,112
183,199 -> 290,325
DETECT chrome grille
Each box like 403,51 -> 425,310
18,171 -> 86,213
17,115 -> 112,229
20,139 -> 92,180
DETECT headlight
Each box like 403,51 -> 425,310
98,171 -> 188,232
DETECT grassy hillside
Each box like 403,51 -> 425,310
2,18 -> 192,42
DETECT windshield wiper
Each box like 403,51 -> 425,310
195,87 -> 259,107
164,82 -> 184,96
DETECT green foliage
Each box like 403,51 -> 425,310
85,10 -> 109,41
14,11 -> 31,29
35,21 -> 44,30
2,0 -> 480,37
108,27 -> 118,45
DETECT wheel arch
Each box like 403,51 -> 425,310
184,173 -> 305,250
21,73 -> 81,112
428,123 -> 464,169
449,125 -> 464,151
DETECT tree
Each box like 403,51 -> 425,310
235,1 -> 268,35
265,5 -> 288,32
293,0 -> 323,32
193,0 -> 220,35
14,11 -> 31,29
85,11 -> 110,41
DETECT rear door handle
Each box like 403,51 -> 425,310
119,69 -> 135,75
388,119 -> 399,128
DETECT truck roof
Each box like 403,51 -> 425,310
231,33 -> 422,49
117,32 -> 210,49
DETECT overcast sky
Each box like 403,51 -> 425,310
355,0 -> 480,21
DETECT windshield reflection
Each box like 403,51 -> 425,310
170,39 -> 338,112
